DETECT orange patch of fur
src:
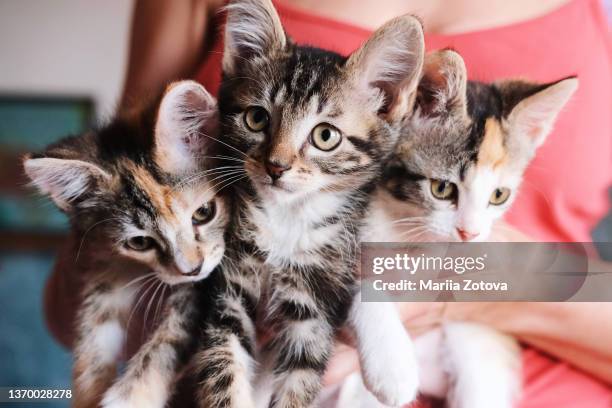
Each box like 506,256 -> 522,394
124,161 -> 177,223
478,118 -> 507,169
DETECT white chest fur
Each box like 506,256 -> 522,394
247,191 -> 348,267
361,189 -> 408,243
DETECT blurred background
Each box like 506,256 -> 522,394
0,1 -> 610,407
0,1 -> 132,406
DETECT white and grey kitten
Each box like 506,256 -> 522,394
365,50 -> 578,408
24,81 -> 230,408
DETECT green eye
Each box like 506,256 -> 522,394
430,179 -> 457,200
311,123 -> 342,151
192,201 -> 216,225
244,106 -> 269,132
489,187 -> 511,205
126,236 -> 156,251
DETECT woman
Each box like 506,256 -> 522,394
47,0 -> 612,406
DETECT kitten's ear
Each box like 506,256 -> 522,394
346,15 -> 425,120
154,80 -> 217,174
501,77 -> 578,149
223,0 -> 287,75
23,154 -> 110,211
416,49 -> 468,117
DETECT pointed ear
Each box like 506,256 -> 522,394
24,155 -> 110,211
154,80 -> 217,174
501,77 -> 578,149
346,15 -> 425,120
223,0 -> 287,75
416,49 -> 468,118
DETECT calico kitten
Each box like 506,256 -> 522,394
190,0 -> 425,407
367,50 -> 578,408
24,81 -> 230,408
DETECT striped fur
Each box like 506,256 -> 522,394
24,82 -> 230,408
190,1 -> 424,407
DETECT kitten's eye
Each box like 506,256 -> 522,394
489,187 -> 511,205
430,179 -> 457,200
311,123 -> 342,151
244,107 -> 269,132
192,201 -> 216,225
125,236 -> 156,252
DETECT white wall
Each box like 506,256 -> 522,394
0,0 -> 133,120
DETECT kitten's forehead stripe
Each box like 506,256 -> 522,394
271,46 -> 346,113
122,174 -> 158,222
477,118 -> 508,169
127,162 -> 177,223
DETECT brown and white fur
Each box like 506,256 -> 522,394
363,50 -> 578,408
24,81 -> 231,408
189,1 -> 425,407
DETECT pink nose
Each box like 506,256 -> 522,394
456,228 -> 479,242
265,160 -> 291,181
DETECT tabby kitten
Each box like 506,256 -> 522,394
367,49 -> 578,408
190,0 -> 424,407
24,81 -> 230,408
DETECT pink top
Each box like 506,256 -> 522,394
195,0 -> 612,405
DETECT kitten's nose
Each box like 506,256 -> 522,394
265,160 -> 291,181
181,262 -> 203,276
456,228 -> 479,242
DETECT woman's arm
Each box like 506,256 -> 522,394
119,0 -> 223,113
325,302 -> 612,387
446,302 -> 612,384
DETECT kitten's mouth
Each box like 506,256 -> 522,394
260,177 -> 294,193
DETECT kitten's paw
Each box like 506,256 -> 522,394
363,362 -> 419,407
361,342 -> 419,407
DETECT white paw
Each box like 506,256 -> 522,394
360,332 -> 419,407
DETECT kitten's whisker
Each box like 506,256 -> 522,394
75,217 -> 121,263
398,226 -> 428,238
126,277 -> 158,335
142,280 -> 163,340
191,168 -> 246,182
398,226 -> 429,241
393,220 -> 427,227
119,272 -> 156,291
196,130 -> 251,160
193,155 -> 247,164
195,172 -> 247,194
206,174 -> 248,197
177,169 -> 246,192
153,284 -> 168,326
189,165 -> 244,177
391,216 -> 428,225
201,169 -> 249,196
176,166 -> 244,188
401,229 -> 430,243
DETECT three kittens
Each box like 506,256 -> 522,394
23,0 -> 577,407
